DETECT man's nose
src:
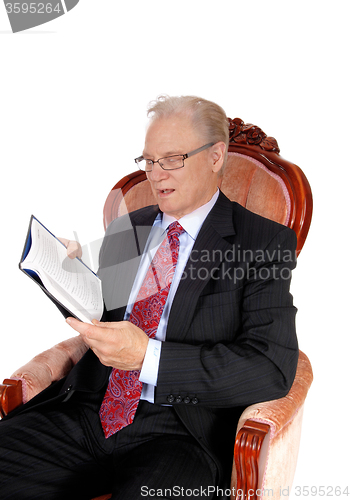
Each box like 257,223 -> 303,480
148,161 -> 168,181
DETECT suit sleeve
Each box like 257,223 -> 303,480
155,226 -> 299,408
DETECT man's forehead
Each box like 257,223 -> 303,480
143,115 -> 198,156
143,139 -> 185,158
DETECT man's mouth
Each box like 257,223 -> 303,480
158,189 -> 175,195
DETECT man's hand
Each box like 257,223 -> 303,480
58,238 -> 83,260
66,317 -> 149,371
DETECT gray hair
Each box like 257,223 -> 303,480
147,95 -> 229,172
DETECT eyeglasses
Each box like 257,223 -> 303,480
134,142 -> 215,172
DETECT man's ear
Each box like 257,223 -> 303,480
211,142 -> 226,173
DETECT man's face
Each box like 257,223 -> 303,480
143,114 -> 224,219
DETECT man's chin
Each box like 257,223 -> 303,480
157,201 -> 182,219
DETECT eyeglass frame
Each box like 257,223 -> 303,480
134,142 -> 215,172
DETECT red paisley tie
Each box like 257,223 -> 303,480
99,221 -> 184,438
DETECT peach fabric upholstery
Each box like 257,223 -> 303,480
117,153 -> 290,226
232,351 -> 313,499
11,336 -> 88,404
221,153 -> 290,225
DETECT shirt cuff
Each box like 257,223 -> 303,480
139,338 -> 162,386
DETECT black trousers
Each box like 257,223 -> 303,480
0,390 -> 219,499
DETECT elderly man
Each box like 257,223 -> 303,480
0,96 -> 298,499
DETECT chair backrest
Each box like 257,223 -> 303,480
103,118 -> 312,255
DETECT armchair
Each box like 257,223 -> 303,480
0,118 -> 313,500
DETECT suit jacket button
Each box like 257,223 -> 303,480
167,395 -> 175,403
175,395 -> 182,403
184,397 -> 190,404
62,385 -> 74,403
191,397 -> 199,405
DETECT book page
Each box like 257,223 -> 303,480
21,218 -> 103,323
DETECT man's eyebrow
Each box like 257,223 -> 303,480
163,150 -> 183,156
143,150 -> 183,158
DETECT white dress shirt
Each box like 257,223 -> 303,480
123,189 -> 219,403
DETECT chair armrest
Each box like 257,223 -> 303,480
0,379 -> 23,418
1,336 -> 88,417
231,350 -> 313,499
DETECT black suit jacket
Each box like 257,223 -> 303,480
12,192 -> 299,483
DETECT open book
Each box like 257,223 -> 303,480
19,216 -> 104,323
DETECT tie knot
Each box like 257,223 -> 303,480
167,221 -> 184,239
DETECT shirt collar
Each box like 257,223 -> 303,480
160,189 -> 220,241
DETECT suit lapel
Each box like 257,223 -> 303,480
101,205 -> 160,320
131,205 -> 161,251
167,192 -> 235,342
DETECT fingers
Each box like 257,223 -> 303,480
66,317 -> 94,337
66,317 -> 117,342
66,240 -> 83,259
66,317 -> 100,353
58,238 -> 83,259
58,237 -> 70,247
66,317 -> 148,370
92,319 -> 107,327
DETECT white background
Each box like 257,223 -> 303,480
1,1 -> 350,497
